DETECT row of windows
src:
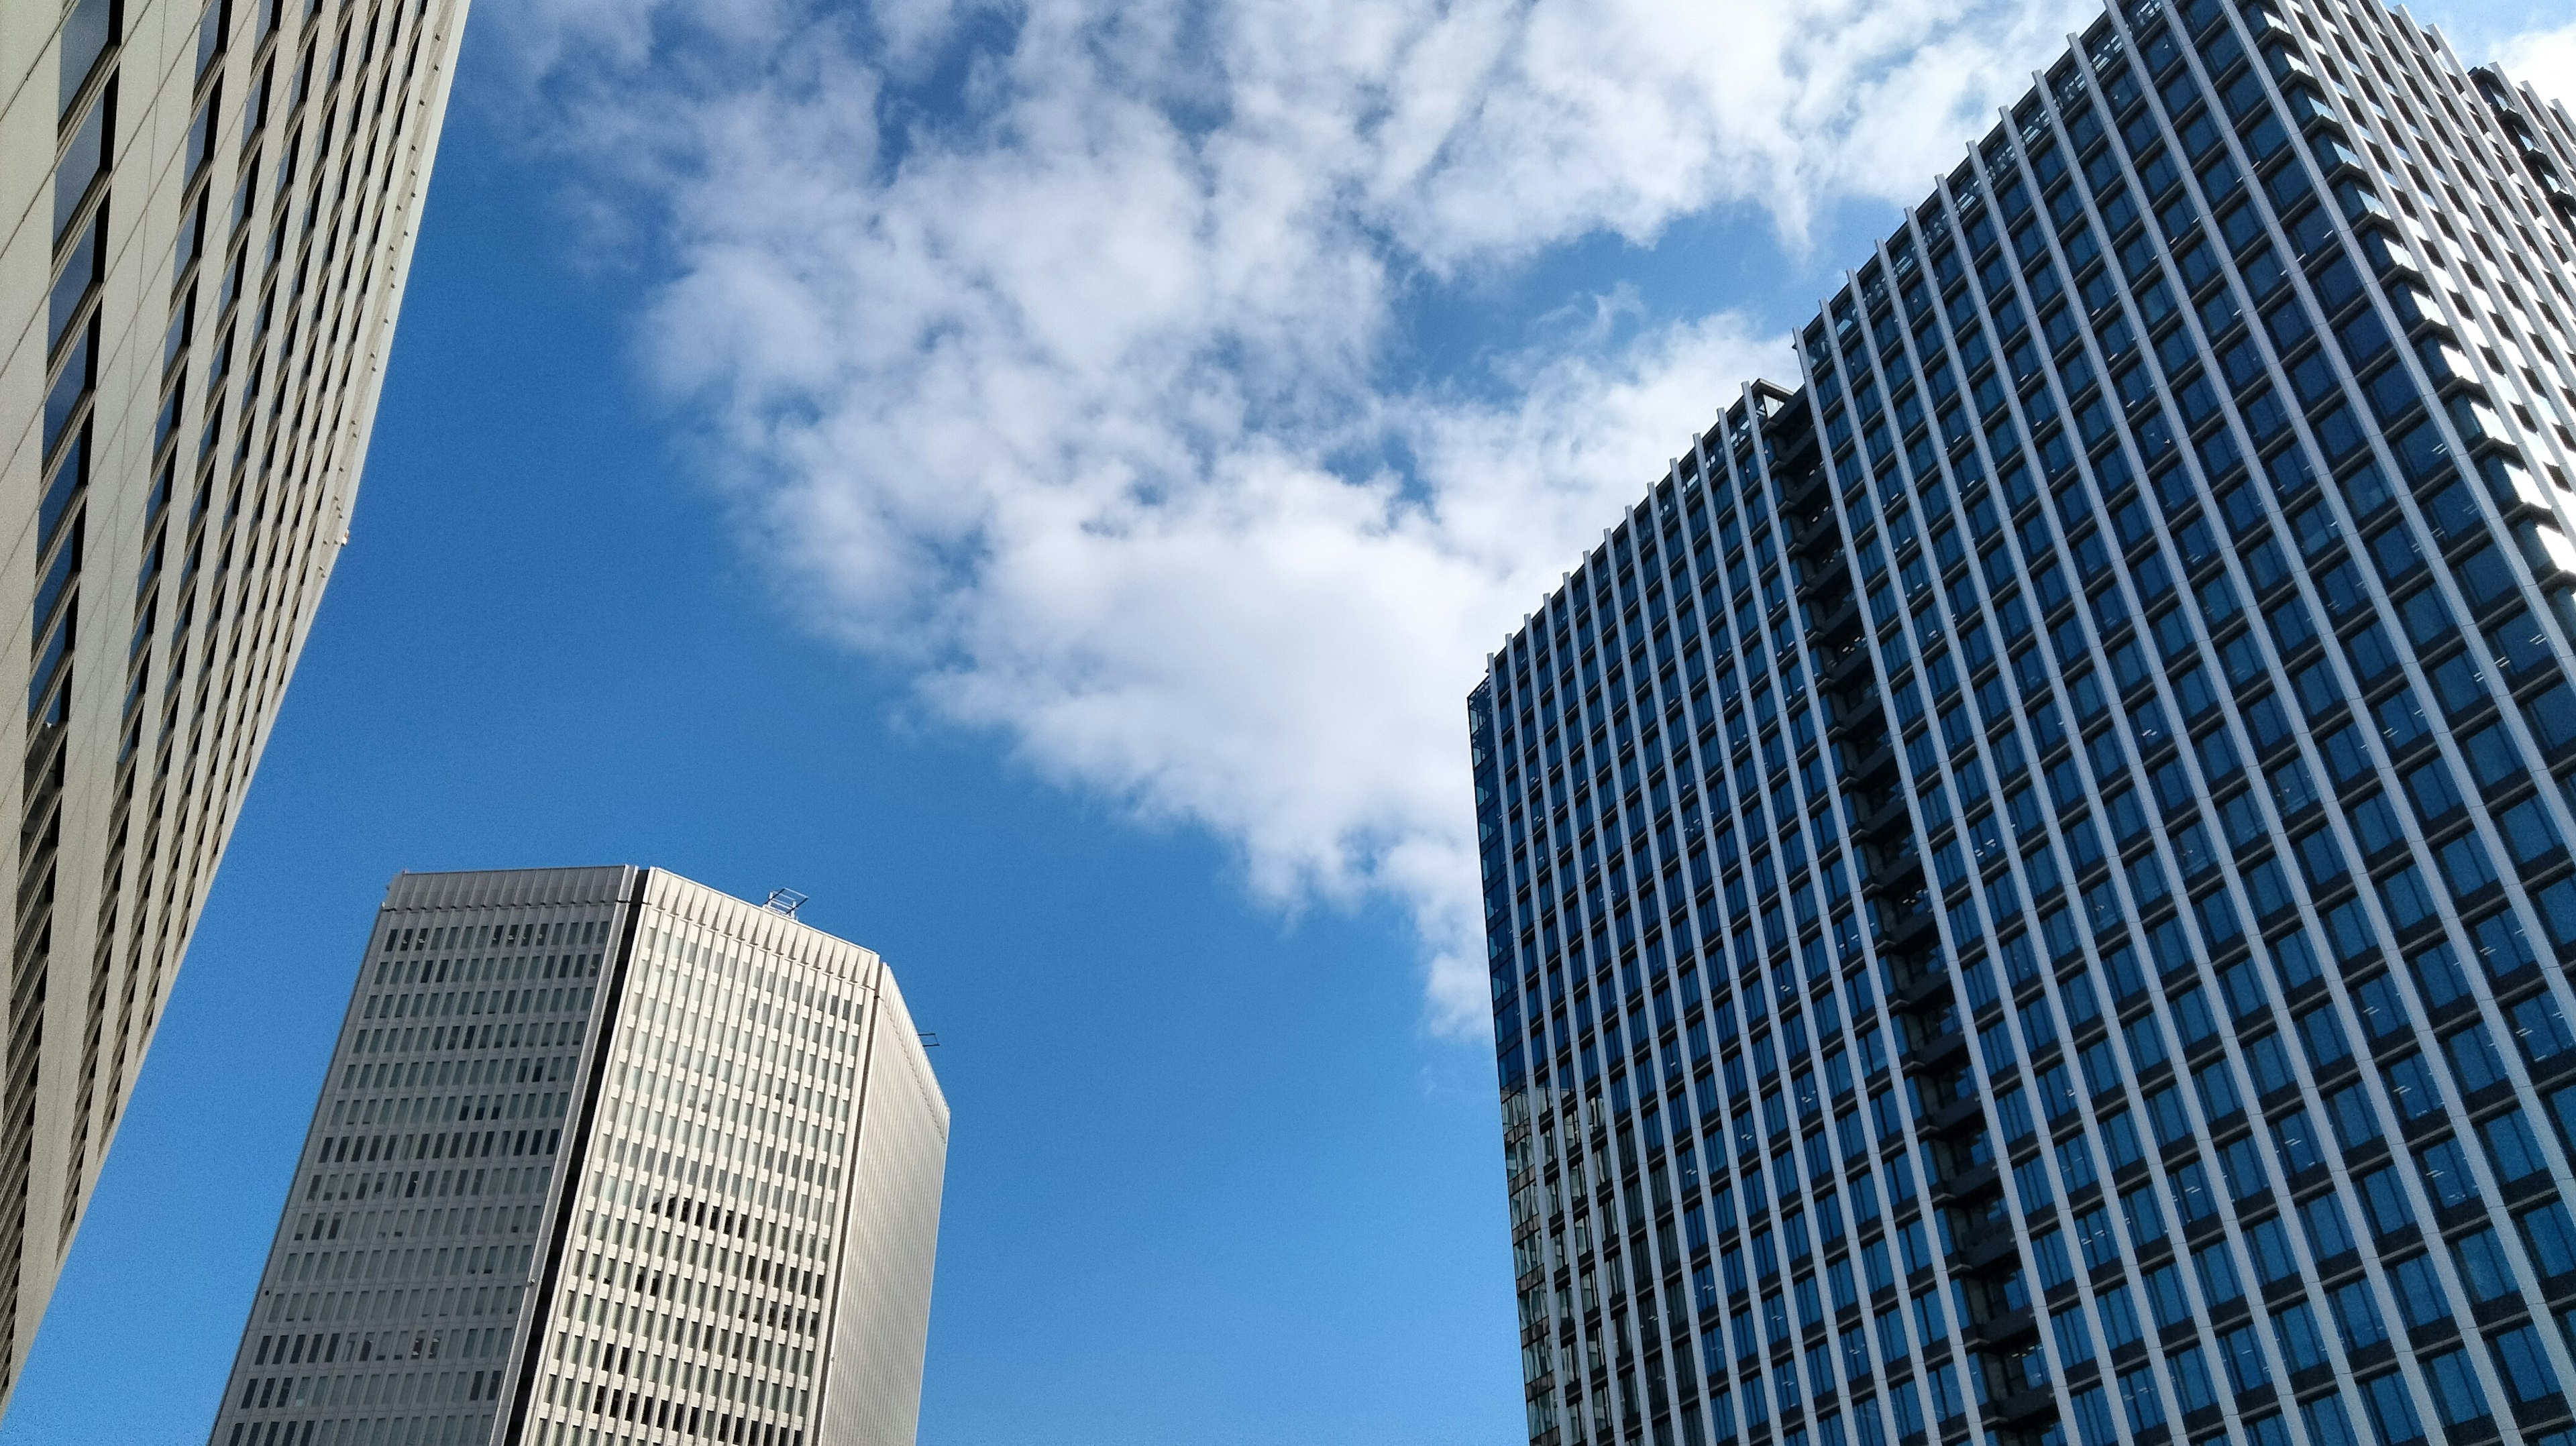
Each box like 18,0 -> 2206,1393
386,919 -> 610,954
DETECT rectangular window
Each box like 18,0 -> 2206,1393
2391,1254 -> 2454,1328
2052,1304 -> 2094,1365
2415,1137 -> 2477,1209
2490,1323 -> 2565,1404
2192,1240 -> 2243,1304
2519,1201 -> 2576,1278
54,80 -> 111,240
2145,1262 -> 2193,1328
2357,1166 -> 2415,1235
2421,1347 -> 2491,1427
2272,1301 -> 2329,1373
2117,1365 -> 2166,1433
2479,1108 -> 2549,1184
2362,1370 -> 2427,1446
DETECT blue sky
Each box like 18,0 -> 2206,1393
7,1 -> 2575,1443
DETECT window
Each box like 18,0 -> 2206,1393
2437,834 -> 2499,900
2489,1323 -> 2565,1404
2059,1135 -> 2099,1191
2461,724 -> 2525,790
54,80 -> 111,242
2522,1201 -> 2576,1278
2498,797 -> 2566,867
2511,991 -> 2576,1064
2415,1137 -> 2477,1209
2270,1109 -> 2322,1174
2297,1004 -> 2351,1067
2273,1301 -> 2330,1373
2479,1108 -> 2549,1183
2244,1217 -> 2297,1285
2127,1013 -> 2170,1070
2403,759 -> 2463,823
2355,974 -> 2413,1042
2406,941 -> 2472,1009
2445,1025 -> 2511,1093
2174,988 -> 2217,1045
2034,1229 -> 2074,1288
2168,1343 -> 2219,1412
2422,1347 -> 2491,1427
2174,1160 -> 2220,1223
2219,1325 -> 2270,1392
2077,1207 -> 2120,1270
2149,1086 -> 2194,1145
2194,1059 -> 2242,1121
2349,793 -> 2404,856
2384,1054 -> 2443,1121
2472,911 -> 2539,983
2104,1110 -> 2144,1168
2146,1262 -> 2194,1328
2302,1395 -> 2363,1446
2125,1184 -> 2168,1249
2357,1166 -> 2416,1235
2221,1135 -> 2270,1199
2391,1254 -> 2455,1328
2326,1083 -> 2381,1150
2452,1227 -> 2519,1304
2098,1283 -> 2143,1349
2362,1370 -> 2428,1446
2248,1032 -> 2297,1094
2053,1304 -> 2095,1365
2330,1278 -> 2387,1350
2118,1364 -> 2167,1434
2193,1239 -> 2244,1304
2377,866 -> 2438,933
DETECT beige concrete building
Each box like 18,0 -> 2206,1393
0,0 -> 470,1405
207,866 -> 950,1446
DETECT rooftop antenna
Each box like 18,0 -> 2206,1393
762,888 -> 808,917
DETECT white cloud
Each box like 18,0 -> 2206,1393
495,0 -> 2086,1036
2493,20 -> 2576,110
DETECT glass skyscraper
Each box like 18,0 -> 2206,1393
1471,5 -> 2576,1446
206,867 -> 949,1446
1,0 -> 470,1406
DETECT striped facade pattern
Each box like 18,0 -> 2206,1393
209,867 -> 949,1446
1473,6 -> 2576,1446
0,0 -> 469,1405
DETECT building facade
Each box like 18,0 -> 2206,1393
206,867 -> 949,1446
1472,5 -> 2576,1446
0,0 -> 470,1403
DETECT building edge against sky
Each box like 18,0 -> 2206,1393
0,0 -> 471,1410
206,866 -> 949,1446
1474,4 -> 2576,1446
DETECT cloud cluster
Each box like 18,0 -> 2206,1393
496,0 -> 2102,1035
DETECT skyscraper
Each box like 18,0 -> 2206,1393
206,866 -> 949,1446
1,0 -> 470,1400
1472,5 -> 2576,1446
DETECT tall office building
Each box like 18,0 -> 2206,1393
205,866 -> 950,1446
0,0 -> 470,1402
1472,4 -> 2576,1446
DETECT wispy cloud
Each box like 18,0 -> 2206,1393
2493,19 -> 2576,107
494,0 -> 2091,1034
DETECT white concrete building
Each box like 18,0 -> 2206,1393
0,0 -> 470,1404
208,867 -> 949,1446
